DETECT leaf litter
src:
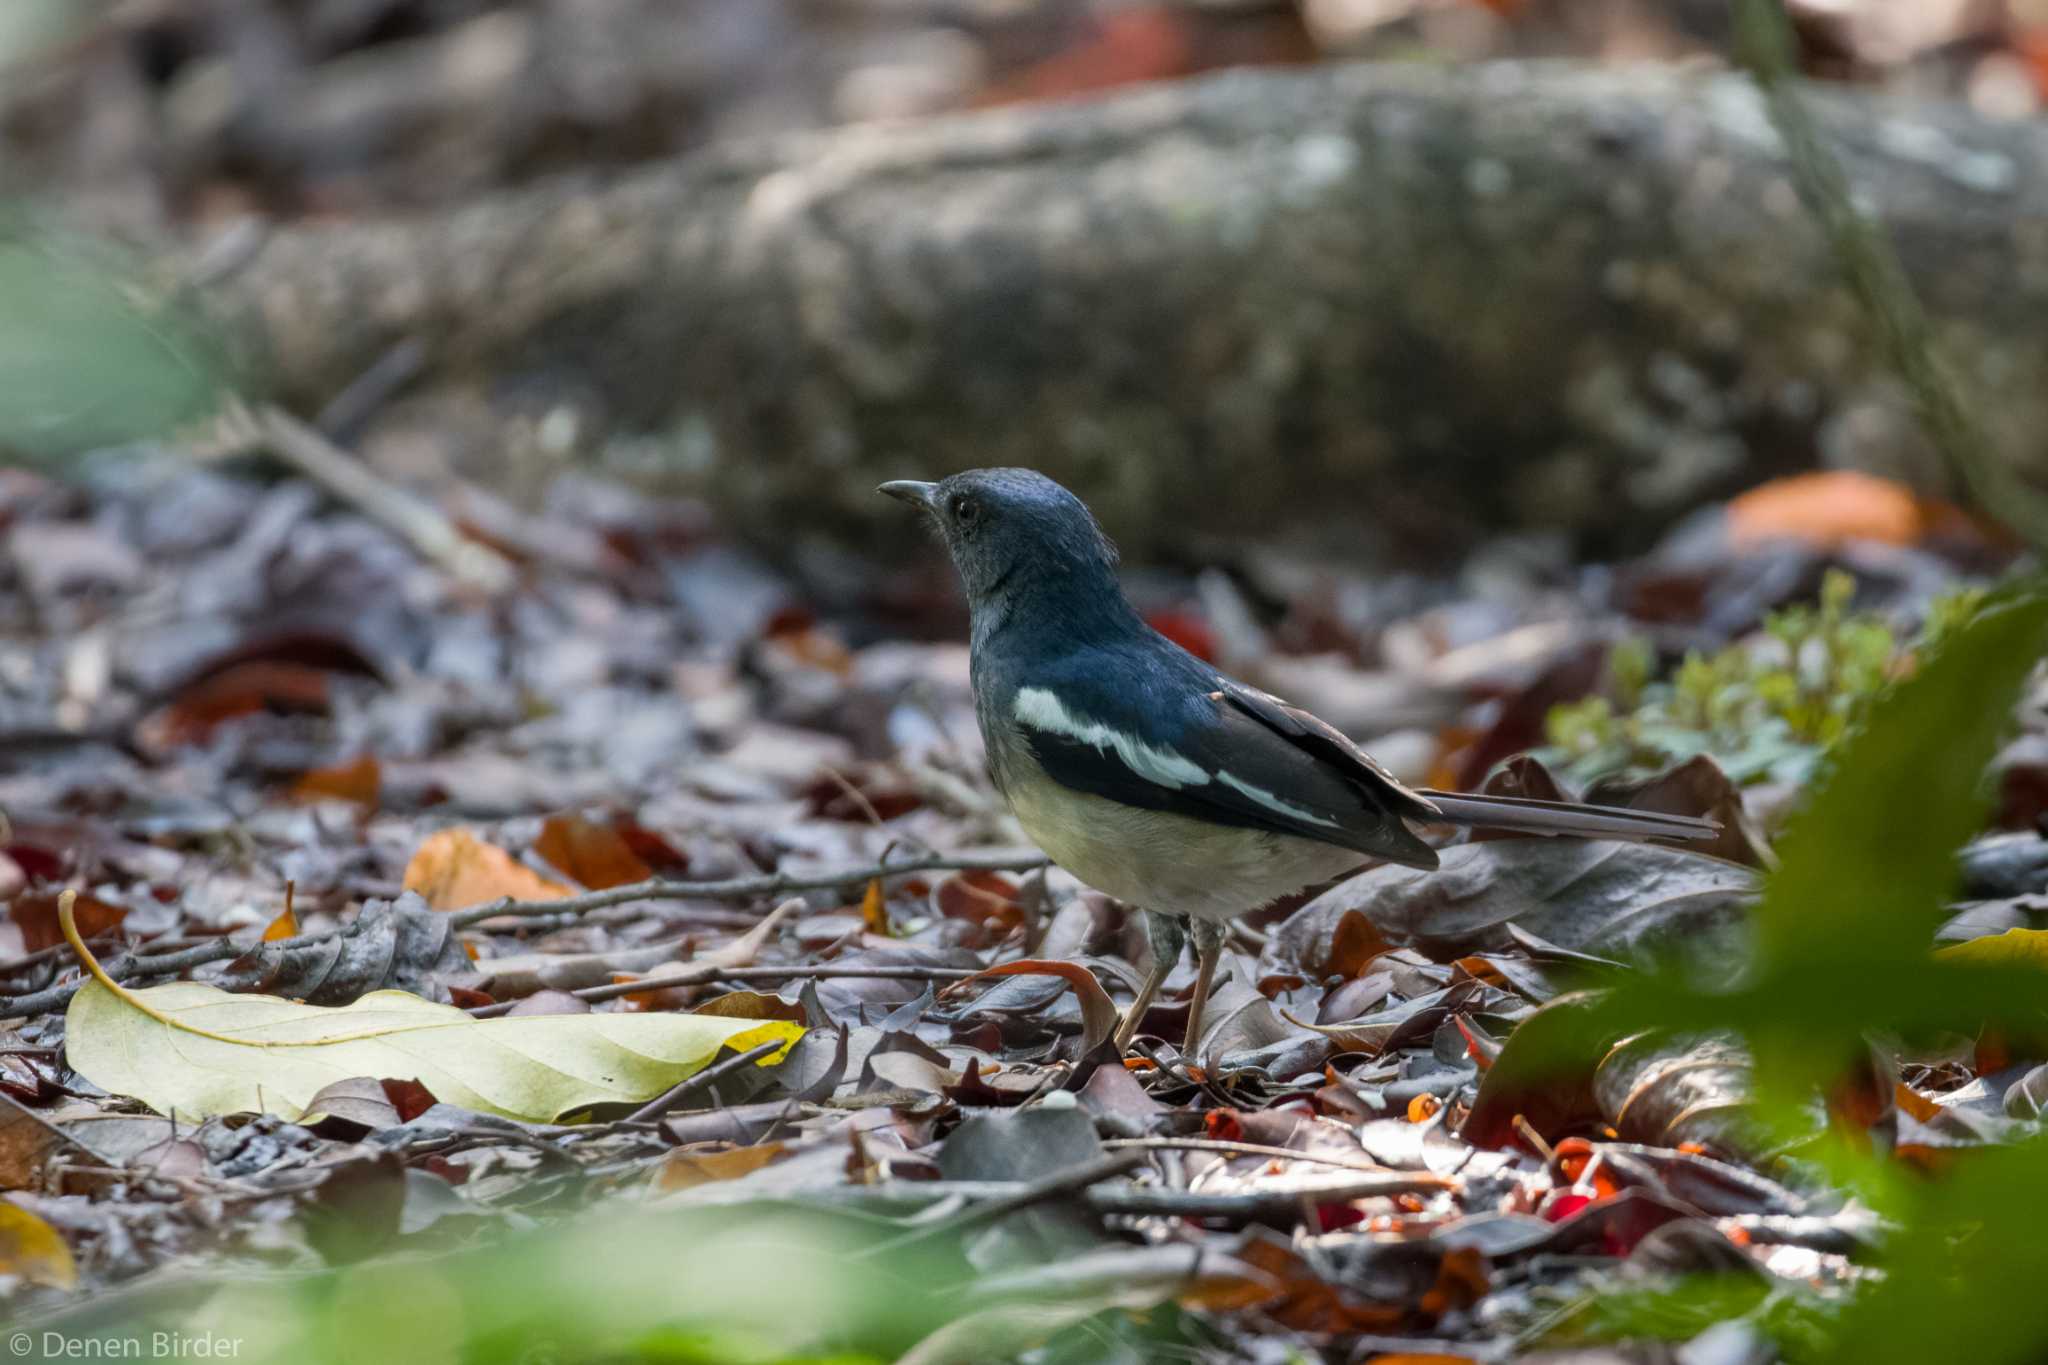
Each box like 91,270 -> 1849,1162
0,459 -> 2044,1360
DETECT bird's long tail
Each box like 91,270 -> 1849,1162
1411,790 -> 1718,845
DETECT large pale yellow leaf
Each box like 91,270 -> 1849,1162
58,895 -> 798,1123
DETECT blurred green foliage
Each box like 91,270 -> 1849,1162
63,1200 -> 1214,1365
0,234 -> 224,465
1540,571 -> 1987,787
1558,582 -> 2048,1361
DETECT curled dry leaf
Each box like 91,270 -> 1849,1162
58,893 -> 801,1122
290,754 -> 381,807
940,958 -> 1118,1055
1287,839 -> 1758,971
403,828 -> 570,911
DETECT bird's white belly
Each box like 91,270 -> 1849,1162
1004,772 -> 1366,921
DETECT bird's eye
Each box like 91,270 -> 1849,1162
951,496 -> 980,525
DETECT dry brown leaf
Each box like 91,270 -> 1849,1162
403,829 -> 570,911
11,892 -> 124,954
291,755 -> 381,806
655,1141 -> 789,1191
534,813 -> 653,889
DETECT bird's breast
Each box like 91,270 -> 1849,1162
1000,760 -> 1365,921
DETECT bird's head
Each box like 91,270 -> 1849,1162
879,467 -> 1122,616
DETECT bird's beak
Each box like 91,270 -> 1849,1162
877,480 -> 939,510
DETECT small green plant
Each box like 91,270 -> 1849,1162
1538,571 -> 1982,787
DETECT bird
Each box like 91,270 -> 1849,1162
880,469 -> 1717,1058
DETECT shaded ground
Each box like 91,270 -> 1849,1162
2,455 -> 2044,1360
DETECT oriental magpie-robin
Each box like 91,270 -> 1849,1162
881,469 -> 1715,1057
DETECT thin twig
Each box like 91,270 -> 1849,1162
466,964 -> 983,1018
0,849 -> 1046,1019
623,1041 -> 788,1125
1101,1136 -> 1444,1178
447,849 -> 1048,928
229,400 -> 518,592
860,1151 -> 1148,1255
854,1172 -> 1456,1225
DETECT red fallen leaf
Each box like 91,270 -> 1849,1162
940,959 -> 1117,1054
4,840 -> 70,883
1205,1110 -> 1245,1142
534,813 -> 654,890
379,1078 -> 437,1123
1544,1191 -> 1594,1223
136,660 -> 335,751
1452,1016 -> 1499,1072
291,755 -> 381,807
1147,608 -> 1217,663
11,892 -> 124,954
1315,1202 -> 1366,1233
976,7 -> 1194,107
444,984 -> 495,1010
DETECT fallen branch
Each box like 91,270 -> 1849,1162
0,849 -> 1048,1020
465,963 -> 984,1018
206,399 -> 517,592
446,849 -> 1048,927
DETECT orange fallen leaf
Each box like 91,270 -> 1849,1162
1325,909 -> 1392,978
291,754 -> 380,806
263,898 -> 299,943
860,877 -> 891,936
1727,470 -> 1973,550
403,829 -> 571,912
0,1200 -> 77,1289
534,813 -> 653,889
654,1142 -> 788,1191
1407,1093 -> 1442,1123
1892,1082 -> 1943,1124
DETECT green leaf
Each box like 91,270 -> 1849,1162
1757,589 -> 2048,968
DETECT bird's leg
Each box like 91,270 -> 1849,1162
1112,910 -> 1186,1053
1182,917 -> 1227,1064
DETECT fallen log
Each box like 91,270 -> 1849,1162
184,61 -> 2048,558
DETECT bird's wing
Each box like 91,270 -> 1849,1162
1006,661 -> 1441,869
